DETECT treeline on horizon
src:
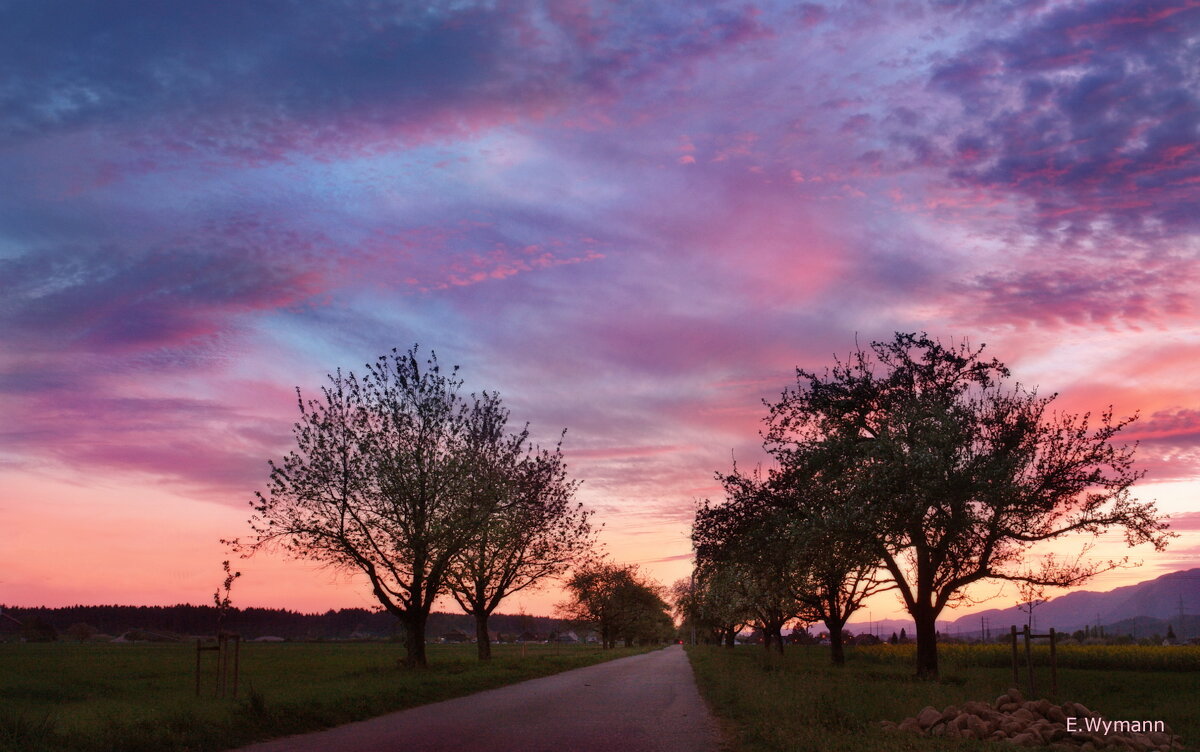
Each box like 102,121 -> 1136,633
0,604 -> 565,641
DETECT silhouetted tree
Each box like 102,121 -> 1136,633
65,622 -> 97,642
1016,580 -> 1048,632
233,347 -> 539,668
693,471 -> 805,655
560,560 -> 671,648
674,564 -> 751,647
445,437 -> 594,660
214,560 -> 241,635
765,332 -> 1172,678
762,443 -> 891,666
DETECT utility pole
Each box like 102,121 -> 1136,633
1179,594 -> 1186,640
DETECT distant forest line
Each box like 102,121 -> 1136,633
0,604 -> 564,641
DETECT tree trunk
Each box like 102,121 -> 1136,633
827,619 -> 846,666
760,622 -> 785,654
402,609 -> 428,668
724,627 -> 736,648
913,605 -> 939,679
475,612 -> 491,661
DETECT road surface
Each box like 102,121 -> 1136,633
230,644 -> 720,752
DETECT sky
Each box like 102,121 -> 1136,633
2,0 -> 1199,622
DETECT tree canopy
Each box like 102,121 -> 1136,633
445,436 -> 595,659
560,560 -> 673,648
763,332 -> 1172,676
233,346 -> 576,667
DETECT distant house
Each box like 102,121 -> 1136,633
554,631 -> 579,643
440,629 -> 470,643
516,631 -> 542,643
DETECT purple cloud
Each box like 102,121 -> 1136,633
927,0 -> 1200,241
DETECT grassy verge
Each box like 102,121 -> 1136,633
0,641 -> 656,752
687,645 -> 1198,752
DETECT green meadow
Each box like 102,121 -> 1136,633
0,641 -> 653,752
687,644 -> 1200,752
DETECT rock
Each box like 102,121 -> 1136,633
879,720 -> 897,731
966,715 -> 988,739
1029,720 -> 1055,743
1047,706 -> 1068,724
996,693 -> 1011,709
1012,708 -> 1038,724
1007,687 -> 1026,703
1045,724 -> 1070,743
940,705 -> 960,724
898,717 -> 921,734
917,706 -> 941,730
1011,731 -> 1041,747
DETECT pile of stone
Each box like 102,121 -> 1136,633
880,688 -> 1183,751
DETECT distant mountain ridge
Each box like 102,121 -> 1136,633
845,568 -> 1200,640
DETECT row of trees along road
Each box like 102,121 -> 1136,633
229,347 -> 595,667
559,560 -> 675,648
689,332 -> 1173,678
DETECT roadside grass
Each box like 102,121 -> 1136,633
687,645 -> 1199,752
0,641 -> 655,752
855,643 -> 1200,672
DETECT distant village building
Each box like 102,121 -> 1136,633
440,629 -> 470,644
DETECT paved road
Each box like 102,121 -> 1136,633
231,644 -> 720,752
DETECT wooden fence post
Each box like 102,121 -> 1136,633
1023,624 -> 1035,696
1010,626 -> 1018,686
1049,628 -> 1057,698
232,635 -> 241,698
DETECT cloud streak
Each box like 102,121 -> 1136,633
3,0 -> 1198,607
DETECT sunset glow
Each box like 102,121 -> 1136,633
3,0 -> 1198,621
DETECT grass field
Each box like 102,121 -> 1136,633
687,644 -> 1200,752
0,641 -> 655,752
